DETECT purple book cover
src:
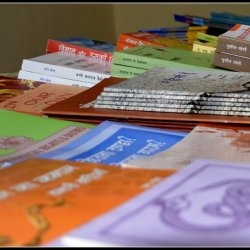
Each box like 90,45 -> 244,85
46,158 -> 250,247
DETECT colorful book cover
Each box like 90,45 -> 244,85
0,157 -> 175,246
124,124 -> 250,169
0,76 -> 44,103
0,83 -> 87,115
0,109 -> 94,168
46,37 -> 115,63
112,45 -> 225,72
47,158 -> 250,246
37,120 -> 187,165
21,51 -> 112,84
216,24 -> 250,58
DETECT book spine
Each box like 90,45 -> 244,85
213,52 -> 250,72
20,59 -> 110,84
216,36 -> 250,58
192,43 -> 216,54
116,42 -> 134,51
18,70 -> 94,88
210,12 -> 250,23
196,32 -> 218,44
117,34 -> 164,48
46,39 -> 113,63
111,64 -> 145,78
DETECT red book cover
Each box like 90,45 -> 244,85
46,38 -> 115,63
117,32 -> 166,48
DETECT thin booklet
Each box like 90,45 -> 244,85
37,120 -> 187,166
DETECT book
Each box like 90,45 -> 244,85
46,37 -> 115,63
152,37 -> 193,50
124,123 -> 250,170
48,158 -> 250,247
111,64 -> 144,79
42,76 -> 250,131
112,45 -> 226,72
0,76 -> 44,103
196,32 -> 218,44
0,157 -> 175,246
117,32 -> 165,49
21,51 -> 112,85
192,41 -> 216,54
37,120 -> 187,165
0,109 -> 94,168
213,51 -> 250,72
18,70 -> 95,88
0,83 -> 87,116
103,67 -> 250,95
215,24 -> 250,58
210,12 -> 250,23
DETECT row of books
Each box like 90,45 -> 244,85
1,10 -> 250,247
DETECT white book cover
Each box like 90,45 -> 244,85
123,124 -> 250,170
21,51 -> 111,84
221,24 -> 250,42
18,70 -> 94,88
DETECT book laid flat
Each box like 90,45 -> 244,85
20,51 -> 111,85
46,37 -> 115,63
0,76 -> 44,102
94,67 -> 250,116
18,70 -> 95,88
111,45 -> 225,73
123,123 -> 250,170
0,83 -> 87,116
0,157 -> 175,246
37,120 -> 187,166
42,76 -> 250,132
215,24 -> 250,58
47,158 -> 250,246
0,109 -> 94,168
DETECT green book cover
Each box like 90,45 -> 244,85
112,45 -> 226,72
0,109 -> 94,166
111,64 -> 145,78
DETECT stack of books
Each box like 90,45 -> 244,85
213,24 -> 250,72
95,67 -> 250,117
18,51 -> 112,88
111,44 -> 225,79
192,32 -> 218,54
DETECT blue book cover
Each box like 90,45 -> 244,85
38,121 -> 187,166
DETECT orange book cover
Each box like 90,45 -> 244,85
0,83 -> 87,116
0,76 -> 44,103
117,32 -> 165,48
0,157 -> 175,246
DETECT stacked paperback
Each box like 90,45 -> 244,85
213,24 -> 250,72
18,51 -> 112,88
94,67 -> 250,117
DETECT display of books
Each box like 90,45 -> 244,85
42,76 -> 250,132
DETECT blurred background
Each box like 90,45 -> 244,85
0,3 -> 249,72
